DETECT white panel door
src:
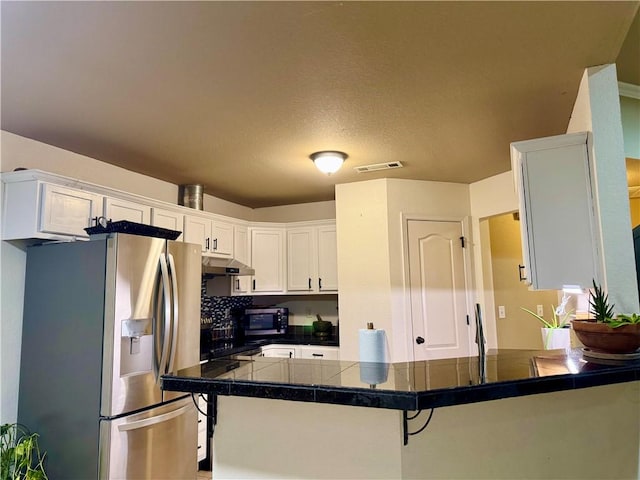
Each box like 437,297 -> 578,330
408,219 -> 471,360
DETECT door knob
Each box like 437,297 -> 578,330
416,336 -> 425,344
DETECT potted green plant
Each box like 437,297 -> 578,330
1,423 -> 48,480
571,280 -> 640,354
521,302 -> 573,350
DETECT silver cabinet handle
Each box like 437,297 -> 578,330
118,404 -> 191,432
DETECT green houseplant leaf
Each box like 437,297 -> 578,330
0,424 -> 48,480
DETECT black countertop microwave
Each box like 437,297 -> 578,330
238,307 -> 289,338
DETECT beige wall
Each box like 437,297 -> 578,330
335,179 -> 393,362
253,201 -> 335,222
488,214 -> 559,349
212,382 -> 640,479
469,171 -> 520,349
336,178 -> 472,362
567,66 -> 639,314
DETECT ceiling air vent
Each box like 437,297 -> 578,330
354,161 -> 404,173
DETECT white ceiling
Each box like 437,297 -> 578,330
2,1 -> 639,208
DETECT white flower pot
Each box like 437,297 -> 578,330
541,327 -> 571,350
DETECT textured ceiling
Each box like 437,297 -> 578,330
1,1 -> 639,208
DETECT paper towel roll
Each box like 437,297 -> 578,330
360,362 -> 389,386
359,328 -> 386,363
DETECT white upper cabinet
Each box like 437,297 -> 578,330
287,222 -> 337,293
316,224 -> 338,292
183,214 -> 233,257
2,180 -> 103,240
510,132 -> 600,290
151,208 -> 184,240
40,183 -> 103,238
250,227 -> 285,294
232,224 -> 250,294
104,197 -> 151,224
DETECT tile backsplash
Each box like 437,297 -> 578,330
201,278 -> 252,320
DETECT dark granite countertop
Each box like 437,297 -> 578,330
165,348 -> 640,411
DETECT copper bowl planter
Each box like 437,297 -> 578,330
572,320 -> 640,354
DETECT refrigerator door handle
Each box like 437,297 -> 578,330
158,254 -> 172,380
167,253 -> 179,374
117,404 -> 192,432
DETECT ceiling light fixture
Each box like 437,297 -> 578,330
310,151 -> 348,175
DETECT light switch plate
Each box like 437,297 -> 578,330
537,305 -> 544,316
498,306 -> 506,318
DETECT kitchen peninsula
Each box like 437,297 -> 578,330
163,349 -> 640,479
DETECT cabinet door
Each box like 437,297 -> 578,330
297,346 -> 339,360
287,228 -> 315,292
104,197 -> 151,224
211,220 -> 233,257
261,346 -> 295,358
250,228 -> 285,293
511,132 -> 599,289
183,215 -> 212,254
39,183 -> 102,238
152,208 -> 184,240
232,225 -> 250,294
317,225 -> 338,292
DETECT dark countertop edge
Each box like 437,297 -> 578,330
162,362 -> 640,412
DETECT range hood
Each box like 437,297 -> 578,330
202,256 -> 255,276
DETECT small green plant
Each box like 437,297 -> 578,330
588,280 -> 640,328
589,280 -> 615,322
521,305 -> 573,329
0,423 -> 48,480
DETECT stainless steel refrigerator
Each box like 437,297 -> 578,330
18,232 -> 201,479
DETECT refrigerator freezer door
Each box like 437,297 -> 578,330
103,234 -> 167,417
99,397 -> 198,480
163,241 -> 202,402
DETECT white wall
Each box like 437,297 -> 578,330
567,66 -> 639,314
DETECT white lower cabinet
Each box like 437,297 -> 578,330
297,345 -> 340,360
259,344 -> 339,360
260,345 -> 296,358
196,394 -> 207,463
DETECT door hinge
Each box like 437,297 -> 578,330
460,236 -> 465,248
466,315 -> 470,325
